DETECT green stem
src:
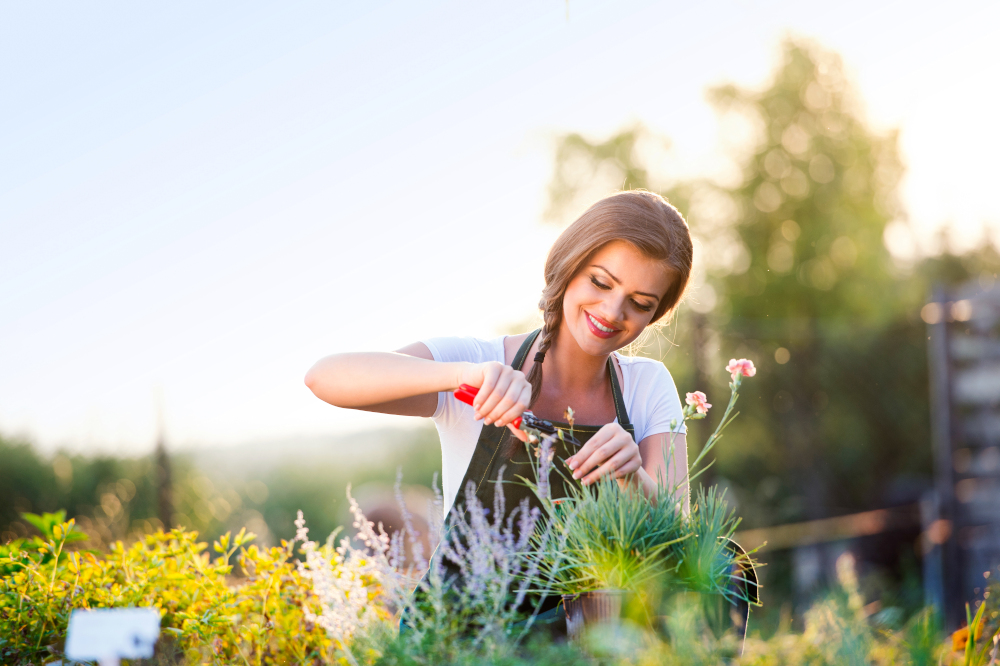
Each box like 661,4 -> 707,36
49,534 -> 66,591
688,377 -> 742,478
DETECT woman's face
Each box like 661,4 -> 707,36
561,240 -> 674,357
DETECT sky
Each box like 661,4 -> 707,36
2,0 -> 999,455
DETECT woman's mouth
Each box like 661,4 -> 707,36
584,311 -> 621,339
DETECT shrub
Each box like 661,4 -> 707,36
0,511 -> 345,665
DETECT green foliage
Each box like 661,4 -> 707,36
957,598 -> 1000,666
535,470 -> 689,595
0,511 -> 346,665
0,511 -> 89,576
525,370 -> 755,624
0,426 -> 443,558
703,39 -> 924,528
0,436 -> 59,526
2,510 -> 991,665
679,487 -> 743,599
0,434 -> 171,549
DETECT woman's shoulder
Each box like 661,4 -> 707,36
503,331 -> 533,365
613,352 -> 670,370
613,353 -> 678,386
614,353 -> 685,437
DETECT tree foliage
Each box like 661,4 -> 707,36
544,38 -> 1000,534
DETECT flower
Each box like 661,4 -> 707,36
726,358 -> 756,381
685,391 -> 712,415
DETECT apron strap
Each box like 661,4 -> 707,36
608,356 -> 633,431
512,328 -> 541,372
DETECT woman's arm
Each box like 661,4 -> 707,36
637,432 -> 689,514
305,343 -> 446,417
304,342 -> 532,424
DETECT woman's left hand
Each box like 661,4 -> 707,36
565,423 -> 642,486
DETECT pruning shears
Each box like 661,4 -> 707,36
453,384 -> 581,447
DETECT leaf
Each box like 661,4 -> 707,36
21,511 -> 66,539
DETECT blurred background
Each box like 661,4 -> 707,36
3,0 -> 1000,634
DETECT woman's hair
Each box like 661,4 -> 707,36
526,190 -> 693,407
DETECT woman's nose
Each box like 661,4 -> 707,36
600,293 -> 627,323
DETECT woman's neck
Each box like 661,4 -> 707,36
545,331 -> 609,395
528,324 -> 616,424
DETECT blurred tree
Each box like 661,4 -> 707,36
545,125 -> 657,225
544,38 -> 1000,539
0,434 -> 160,548
0,434 -> 58,531
706,39 -> 910,525
0,426 -> 443,553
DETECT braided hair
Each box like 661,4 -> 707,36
525,190 -> 693,407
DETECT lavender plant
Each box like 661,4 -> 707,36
295,454 -> 571,663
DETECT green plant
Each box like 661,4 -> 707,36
2,508 -> 992,665
523,359 -> 758,618
954,600 -> 1000,666
0,511 -> 346,665
0,510 -> 89,577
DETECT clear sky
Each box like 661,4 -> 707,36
2,0 -> 998,454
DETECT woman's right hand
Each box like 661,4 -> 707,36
459,362 -> 531,430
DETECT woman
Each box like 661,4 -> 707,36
304,189 -> 693,525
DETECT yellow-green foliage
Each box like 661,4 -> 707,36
0,511 -> 377,665
3,511 -> 996,666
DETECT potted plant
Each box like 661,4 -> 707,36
521,359 -> 760,640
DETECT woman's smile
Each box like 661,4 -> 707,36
584,310 -> 621,339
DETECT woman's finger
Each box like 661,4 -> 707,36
571,439 -> 624,480
478,371 -> 514,424
613,454 -> 642,478
565,424 -> 616,471
583,447 -> 641,486
493,382 -> 530,428
473,363 -> 501,417
486,376 -> 526,425
507,423 -> 529,442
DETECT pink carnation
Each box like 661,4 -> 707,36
726,358 -> 756,380
685,391 -> 711,414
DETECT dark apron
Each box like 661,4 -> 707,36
400,328 -> 634,630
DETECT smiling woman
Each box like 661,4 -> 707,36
305,190 -> 694,518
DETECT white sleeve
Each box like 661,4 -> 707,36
419,336 -> 504,423
636,362 -> 687,442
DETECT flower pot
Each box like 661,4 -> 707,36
562,589 -> 624,639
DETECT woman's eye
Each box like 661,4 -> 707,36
590,276 -> 611,290
633,300 -> 653,312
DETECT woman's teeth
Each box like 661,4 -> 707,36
588,313 -> 616,333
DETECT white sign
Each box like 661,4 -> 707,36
65,608 -> 160,666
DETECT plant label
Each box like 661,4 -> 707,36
65,608 -> 160,666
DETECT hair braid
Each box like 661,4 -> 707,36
526,298 -> 562,408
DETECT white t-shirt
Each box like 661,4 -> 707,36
421,334 -> 687,515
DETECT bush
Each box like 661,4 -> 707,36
0,511 -> 346,665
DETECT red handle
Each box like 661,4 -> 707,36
454,384 -> 522,430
